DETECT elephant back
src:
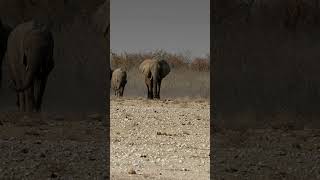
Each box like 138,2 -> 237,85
8,21 -> 52,52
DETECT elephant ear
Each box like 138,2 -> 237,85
159,60 -> 170,79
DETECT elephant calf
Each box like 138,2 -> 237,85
111,68 -> 127,97
139,59 -> 170,99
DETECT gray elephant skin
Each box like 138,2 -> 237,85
139,59 -> 170,99
6,20 -> 54,112
111,68 -> 127,97
0,20 -> 12,88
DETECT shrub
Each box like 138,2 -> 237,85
191,58 -> 210,72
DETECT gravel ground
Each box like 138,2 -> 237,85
110,97 -> 210,180
213,128 -> 320,179
0,112 -> 108,179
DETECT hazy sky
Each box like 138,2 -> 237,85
111,0 -> 210,58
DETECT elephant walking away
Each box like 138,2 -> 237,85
139,59 -> 170,99
6,20 -> 54,112
111,68 -> 127,97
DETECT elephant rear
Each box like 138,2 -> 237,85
139,59 -> 153,78
6,20 -> 54,112
7,21 -> 54,90
139,59 -> 170,99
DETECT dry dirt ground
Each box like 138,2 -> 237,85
213,128 -> 320,179
110,97 -> 210,180
0,112 -> 108,179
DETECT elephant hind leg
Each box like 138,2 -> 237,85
119,86 -> 124,97
15,92 -> 20,108
18,92 -> 25,112
149,78 -> 154,99
25,87 -> 35,112
145,76 -> 152,99
35,77 -> 48,112
152,78 -> 158,100
116,90 -> 119,97
155,80 -> 162,99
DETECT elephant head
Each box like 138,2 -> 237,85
111,68 -> 127,97
6,21 -> 54,112
139,59 -> 170,99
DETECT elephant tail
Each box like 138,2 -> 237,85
16,67 -> 35,92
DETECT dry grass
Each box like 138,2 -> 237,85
111,65 -> 210,99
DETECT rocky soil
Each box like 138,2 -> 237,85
0,112 -> 108,179
213,128 -> 320,179
110,97 -> 210,180
0,96 -> 210,180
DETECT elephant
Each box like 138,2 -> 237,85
6,20 -> 54,112
111,68 -> 127,97
139,59 -> 170,99
0,20 -> 12,88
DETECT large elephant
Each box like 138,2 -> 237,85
0,20 -> 12,88
111,68 -> 127,97
139,59 -> 170,99
6,20 -> 54,112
